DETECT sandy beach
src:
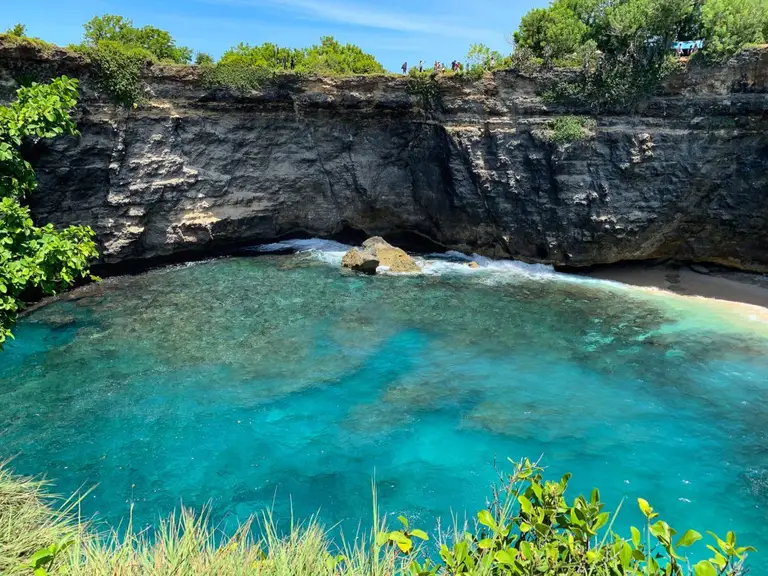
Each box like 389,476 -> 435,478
579,262 -> 768,310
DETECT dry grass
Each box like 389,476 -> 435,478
0,462 -> 406,576
0,33 -> 58,53
0,462 -> 85,574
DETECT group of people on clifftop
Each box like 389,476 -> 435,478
400,59 -> 466,74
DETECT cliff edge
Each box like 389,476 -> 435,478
2,40 -> 767,270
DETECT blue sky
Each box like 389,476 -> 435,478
2,0 -> 547,71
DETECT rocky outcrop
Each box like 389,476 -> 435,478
342,247 -> 379,274
342,237 -> 421,274
2,39 -> 768,271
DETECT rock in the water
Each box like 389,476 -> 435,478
342,237 -> 420,274
690,264 -> 711,275
468,261 -> 479,268
342,247 -> 379,274
375,246 -> 421,273
361,236 -> 391,251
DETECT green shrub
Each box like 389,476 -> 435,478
302,36 -> 385,75
509,46 -> 541,75
76,41 -> 152,106
195,52 -> 214,66
512,0 -> 767,107
543,48 -> 680,110
466,43 -> 505,70
514,3 -> 589,60
537,115 -> 596,144
218,36 -> 386,76
1,458 -> 756,575
460,66 -> 486,82
0,78 -> 98,348
699,0 -> 767,62
405,71 -> 442,110
5,24 -> 27,37
0,31 -> 56,54
199,61 -> 277,91
82,14 -> 191,64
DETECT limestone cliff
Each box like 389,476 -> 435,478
2,40 -> 767,270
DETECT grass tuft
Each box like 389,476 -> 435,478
0,461 -> 85,574
0,459 -> 754,576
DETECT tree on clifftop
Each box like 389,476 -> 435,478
82,14 -> 192,64
218,36 -> 386,75
0,77 -> 98,349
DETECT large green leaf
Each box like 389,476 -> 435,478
694,561 -> 717,576
676,530 -> 702,548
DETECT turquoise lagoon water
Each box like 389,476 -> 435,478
2,241 -> 768,568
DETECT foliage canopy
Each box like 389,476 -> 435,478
0,77 -> 97,349
699,0 -> 767,61
82,14 -> 192,64
200,36 -> 386,91
217,36 -> 386,76
514,0 -> 768,65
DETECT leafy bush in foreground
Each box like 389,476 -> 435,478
2,459 -> 754,575
0,77 -> 98,349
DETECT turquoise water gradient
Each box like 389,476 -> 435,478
1,248 -> 767,569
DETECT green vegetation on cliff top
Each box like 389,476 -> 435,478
515,0 -> 768,108
5,2 -> 768,107
2,458 -> 755,575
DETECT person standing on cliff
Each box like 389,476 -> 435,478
402,61 -> 408,74
418,60 -> 423,72
290,55 -> 295,70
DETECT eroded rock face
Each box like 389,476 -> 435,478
3,40 -> 768,271
342,237 -> 420,274
341,247 -> 379,274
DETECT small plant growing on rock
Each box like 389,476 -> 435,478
535,115 -> 596,144
406,71 -> 442,111
77,40 -> 152,107
5,24 -> 27,37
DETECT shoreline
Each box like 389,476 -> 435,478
577,262 -> 768,310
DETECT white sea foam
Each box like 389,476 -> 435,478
244,239 -> 768,329
251,238 -> 628,289
251,239 -> 353,255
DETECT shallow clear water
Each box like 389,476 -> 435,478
2,243 -> 767,569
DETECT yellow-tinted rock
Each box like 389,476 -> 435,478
342,237 -> 420,274
468,261 -> 479,268
341,247 -> 379,274
375,246 -> 421,273
361,236 -> 391,251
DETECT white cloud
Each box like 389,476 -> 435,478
195,0 -> 497,39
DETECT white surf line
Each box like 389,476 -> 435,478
250,239 -> 768,326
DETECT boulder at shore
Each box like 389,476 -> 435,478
341,248 -> 379,274
342,237 -> 421,274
